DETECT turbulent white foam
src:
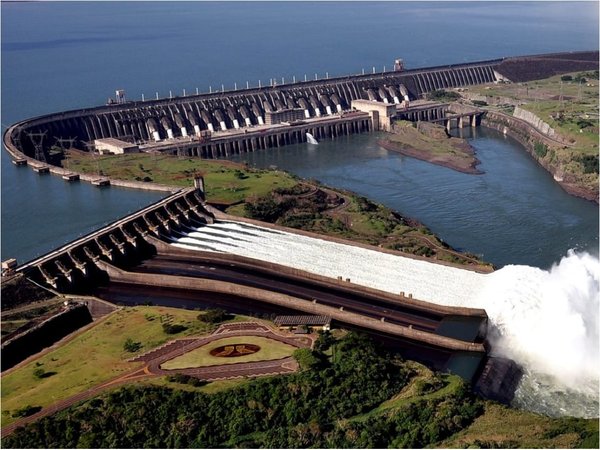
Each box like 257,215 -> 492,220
174,221 -> 600,417
474,251 -> 600,417
175,221 -> 488,305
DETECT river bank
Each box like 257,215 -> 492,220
482,110 -> 599,203
462,71 -> 599,203
377,121 -> 483,175
13,150 -> 490,270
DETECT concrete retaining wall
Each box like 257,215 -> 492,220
98,260 -> 485,354
513,106 -> 557,139
1,303 -> 93,371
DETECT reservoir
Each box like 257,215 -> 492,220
2,2 -> 597,267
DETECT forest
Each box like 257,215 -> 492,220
3,333 -> 485,448
3,332 -> 597,448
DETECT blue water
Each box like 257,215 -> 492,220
234,128 -> 598,268
2,1 -> 598,266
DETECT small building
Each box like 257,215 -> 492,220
94,138 -> 139,155
1,258 -> 18,276
274,315 -> 332,332
351,99 -> 396,131
265,108 -> 305,125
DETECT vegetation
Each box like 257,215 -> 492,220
61,146 -> 490,268
160,336 -> 297,370
63,151 -> 297,205
428,89 -> 461,102
197,308 -> 229,324
240,185 -> 490,268
4,332 -> 595,448
1,306 -> 214,425
123,338 -> 142,353
465,71 -> 599,198
165,374 -> 207,388
381,120 -> 482,174
10,405 -> 42,419
534,141 -> 548,158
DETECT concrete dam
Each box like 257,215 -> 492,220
10,183 -> 493,382
5,58 -> 498,155
4,51 -> 597,168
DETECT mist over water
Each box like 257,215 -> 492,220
477,251 -> 599,417
2,1 -> 598,418
175,221 -> 600,417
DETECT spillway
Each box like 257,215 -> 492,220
172,220 -> 599,418
173,220 -> 488,305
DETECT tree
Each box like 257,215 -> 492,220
197,308 -> 228,324
123,338 -> 142,353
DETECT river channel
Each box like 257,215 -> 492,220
232,127 -> 598,269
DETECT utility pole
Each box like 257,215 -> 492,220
84,142 -> 100,176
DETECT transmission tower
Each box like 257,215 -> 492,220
27,131 -> 47,162
54,137 -> 76,168
54,137 -> 76,151
12,126 -> 23,150
83,142 -> 101,176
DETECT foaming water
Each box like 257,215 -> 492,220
476,251 -> 599,417
174,222 -> 599,417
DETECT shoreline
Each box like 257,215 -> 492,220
481,111 -> 599,204
376,139 -> 484,175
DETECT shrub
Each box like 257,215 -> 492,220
162,323 -> 187,334
244,195 -> 293,222
560,75 -> 573,82
293,348 -> 321,370
197,308 -> 229,324
578,154 -> 599,174
11,405 -> 42,418
534,142 -> 548,158
32,367 -> 57,379
428,89 -> 461,101
123,338 -> 142,353
314,330 -> 336,353
167,373 -> 207,387
472,100 -> 488,107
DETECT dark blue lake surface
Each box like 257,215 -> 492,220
2,1 -> 598,266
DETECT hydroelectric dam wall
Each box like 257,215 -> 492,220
5,51 -> 597,169
5,57 -> 504,161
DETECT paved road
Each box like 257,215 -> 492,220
1,322 -> 310,437
134,253 -> 441,332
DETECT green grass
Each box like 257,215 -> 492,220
65,152 -> 297,204
0,306 -> 214,425
160,336 -> 297,369
436,403 -> 590,449
138,377 -> 251,394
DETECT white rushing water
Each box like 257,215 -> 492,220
306,132 -> 319,145
173,221 -> 599,418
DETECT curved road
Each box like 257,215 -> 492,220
133,252 -> 442,332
